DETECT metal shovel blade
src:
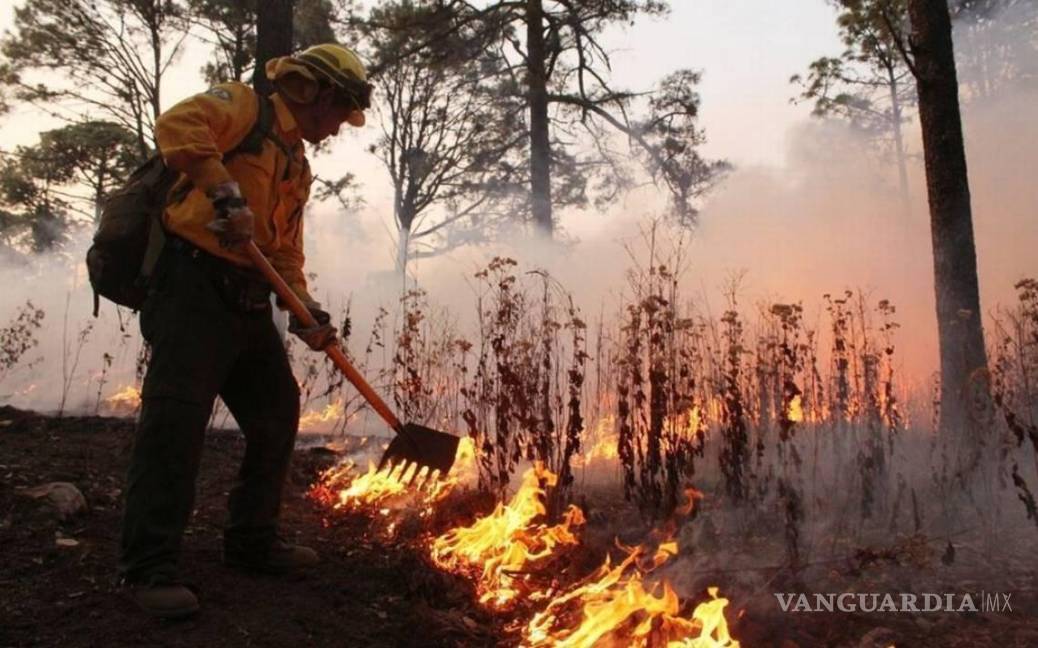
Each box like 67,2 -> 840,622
378,423 -> 460,476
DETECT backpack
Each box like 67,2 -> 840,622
86,91 -> 277,316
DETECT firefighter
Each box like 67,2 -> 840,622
118,44 -> 372,618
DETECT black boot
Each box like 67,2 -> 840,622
224,533 -> 318,574
123,574 -> 200,619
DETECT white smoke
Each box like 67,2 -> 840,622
1,11 -> 1035,419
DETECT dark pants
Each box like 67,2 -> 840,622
118,243 -> 300,582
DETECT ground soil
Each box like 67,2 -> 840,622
2,405 -> 1036,647
0,406 -> 502,648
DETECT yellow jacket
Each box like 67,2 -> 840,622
155,82 -> 314,304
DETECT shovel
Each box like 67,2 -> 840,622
243,241 -> 460,479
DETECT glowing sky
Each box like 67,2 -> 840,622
0,1 -> 842,168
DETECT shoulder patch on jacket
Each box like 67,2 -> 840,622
203,87 -> 232,101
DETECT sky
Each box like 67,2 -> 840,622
0,1 -> 843,168
0,0 -> 847,263
599,1 -> 844,167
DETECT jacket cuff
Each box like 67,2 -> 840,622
275,284 -> 316,311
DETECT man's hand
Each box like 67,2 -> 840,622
205,181 -> 254,249
289,304 -> 338,351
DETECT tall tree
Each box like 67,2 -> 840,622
359,0 -> 515,273
253,0 -> 296,96
293,0 -> 339,47
524,0 -> 553,235
0,150 -> 75,253
950,0 -> 1038,101
0,121 -> 139,250
187,0 -> 339,85
505,0 -> 727,235
187,0 -> 257,84
793,0 -> 915,205
392,1 -> 726,238
37,122 -> 142,220
0,63 -> 15,119
1,0 -> 189,158
900,0 -> 990,437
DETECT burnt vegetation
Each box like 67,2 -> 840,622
1,0 -> 1037,644
2,223 -> 1035,648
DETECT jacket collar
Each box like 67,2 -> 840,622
270,93 -> 301,143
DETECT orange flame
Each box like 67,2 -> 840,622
309,435 -> 477,514
311,460 -> 455,513
299,400 -> 344,433
574,416 -> 620,468
680,405 -> 706,441
309,437 -> 740,646
103,385 -> 141,414
786,395 -> 804,423
452,436 -> 479,483
430,462 -> 586,608
523,539 -> 740,648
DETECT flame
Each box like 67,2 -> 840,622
522,540 -> 739,648
309,433 -> 739,646
705,396 -> 725,425
675,487 -> 705,517
574,416 -> 619,468
522,491 -> 738,648
576,408 -> 705,472
310,460 -> 454,512
786,395 -> 804,423
299,399 -> 343,432
452,435 -> 479,484
103,385 -> 141,414
682,405 -> 706,440
430,462 -> 586,608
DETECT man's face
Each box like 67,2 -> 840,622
301,89 -> 365,144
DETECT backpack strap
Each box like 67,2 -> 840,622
226,93 -> 276,160
137,92 -> 285,291
136,201 -> 168,304
224,93 -> 294,163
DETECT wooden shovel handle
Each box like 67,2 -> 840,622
243,241 -> 403,432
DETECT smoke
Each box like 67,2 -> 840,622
1,12 -> 1035,419
0,240 -> 144,413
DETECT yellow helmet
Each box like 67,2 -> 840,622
296,43 -> 367,85
266,43 -> 372,121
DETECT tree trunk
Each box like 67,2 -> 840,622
907,0 -> 989,438
234,27 -> 249,81
254,0 -> 296,97
396,226 -> 411,277
526,0 -> 553,238
93,171 -> 105,223
149,20 -> 162,123
396,192 -> 414,277
887,67 -> 910,212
